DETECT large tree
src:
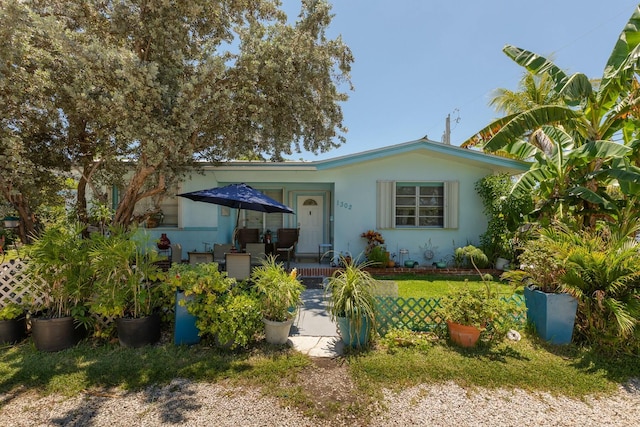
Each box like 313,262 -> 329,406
0,3 -> 71,242
462,5 -> 640,229
1,0 -> 353,228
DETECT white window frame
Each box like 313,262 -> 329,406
377,180 -> 458,229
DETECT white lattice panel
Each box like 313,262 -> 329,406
0,259 -> 45,307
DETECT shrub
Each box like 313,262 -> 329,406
367,245 -> 388,267
167,263 -> 261,349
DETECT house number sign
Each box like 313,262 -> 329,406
336,200 -> 352,210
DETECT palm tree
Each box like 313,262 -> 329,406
463,5 -> 640,229
489,71 -> 562,116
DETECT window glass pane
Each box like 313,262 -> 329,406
420,186 -> 443,196
396,186 -> 416,195
396,196 -> 416,206
396,216 -> 414,226
419,217 -> 444,226
396,207 -> 415,216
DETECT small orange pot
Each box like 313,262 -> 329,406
446,320 -> 481,348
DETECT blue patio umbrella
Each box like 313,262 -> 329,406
177,183 -> 294,241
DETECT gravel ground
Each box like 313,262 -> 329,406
1,377 -> 639,426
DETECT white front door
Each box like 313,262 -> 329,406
297,196 -> 324,253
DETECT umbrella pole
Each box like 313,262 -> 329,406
232,209 -> 241,249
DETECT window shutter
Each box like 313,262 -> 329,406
377,180 -> 395,229
443,181 -> 459,229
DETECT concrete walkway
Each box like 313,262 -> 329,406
288,283 -> 344,358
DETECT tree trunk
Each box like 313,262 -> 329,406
8,194 -> 36,244
113,165 -> 165,228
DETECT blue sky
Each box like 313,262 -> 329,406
282,1 -> 640,160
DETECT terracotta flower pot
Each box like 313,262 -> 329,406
446,320 -> 481,348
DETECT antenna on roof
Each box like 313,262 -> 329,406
442,109 -> 461,145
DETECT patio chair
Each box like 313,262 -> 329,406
225,252 -> 251,281
170,243 -> 182,264
213,243 -> 234,268
188,251 -> 213,265
236,228 -> 260,251
276,228 -> 299,263
245,242 -> 267,266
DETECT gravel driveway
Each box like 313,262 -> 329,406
2,377 -> 639,426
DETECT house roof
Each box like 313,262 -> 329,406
312,138 -> 530,173
205,138 -> 529,174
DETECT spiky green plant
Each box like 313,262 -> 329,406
27,223 -> 93,320
324,256 -> 378,345
251,255 -> 304,322
539,222 -> 640,354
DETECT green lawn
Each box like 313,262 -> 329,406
374,274 -> 521,299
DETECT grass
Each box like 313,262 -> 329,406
2,331 -> 639,403
354,329 -> 640,397
375,274 -> 520,299
0,339 -> 311,396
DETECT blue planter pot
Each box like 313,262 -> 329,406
524,286 -> 578,345
174,291 -> 200,345
337,316 -> 371,347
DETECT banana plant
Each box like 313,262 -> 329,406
463,5 -> 640,228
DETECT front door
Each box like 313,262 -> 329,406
296,196 -> 324,254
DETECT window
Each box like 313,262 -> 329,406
244,189 -> 284,231
396,183 -> 444,227
377,181 -> 458,229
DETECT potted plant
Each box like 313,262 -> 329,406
436,284 -> 520,347
251,255 -> 304,344
27,223 -> 94,351
367,245 -> 389,268
0,302 -> 27,345
167,262 -> 262,349
438,245 -> 522,347
361,229 -> 384,259
325,256 -> 378,348
502,226 -> 578,345
89,227 -> 167,347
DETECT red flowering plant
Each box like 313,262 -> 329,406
361,230 -> 385,257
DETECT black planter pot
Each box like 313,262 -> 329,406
31,316 -> 80,352
0,315 -> 27,345
116,314 -> 161,348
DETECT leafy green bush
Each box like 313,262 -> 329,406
380,328 -> 433,354
475,174 -> 532,262
167,263 -> 261,349
0,303 -> 24,321
436,284 -> 524,342
367,245 -> 388,267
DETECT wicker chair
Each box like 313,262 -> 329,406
275,228 -> 299,267
235,228 -> 260,251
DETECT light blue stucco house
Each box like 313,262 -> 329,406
141,137 -> 528,265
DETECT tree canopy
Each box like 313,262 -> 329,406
0,0 -> 353,231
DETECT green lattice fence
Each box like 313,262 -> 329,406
374,295 -> 526,336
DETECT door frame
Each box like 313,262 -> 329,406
290,190 -> 332,253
